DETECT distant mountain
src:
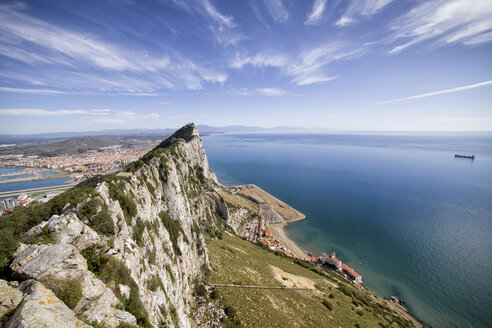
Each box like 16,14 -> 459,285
0,134 -> 166,157
0,125 -> 329,144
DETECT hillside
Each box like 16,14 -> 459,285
0,123 -> 417,328
0,135 -> 165,157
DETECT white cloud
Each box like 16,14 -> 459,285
287,44 -> 364,86
336,0 -> 393,27
229,51 -> 288,69
203,0 -> 235,28
375,80 -> 492,105
230,43 -> 363,86
0,108 -> 98,116
0,108 -> 160,122
0,3 -> 228,93
388,0 -> 492,54
0,87 -> 66,95
256,88 -> 286,96
305,0 -> 327,25
265,0 -> 289,23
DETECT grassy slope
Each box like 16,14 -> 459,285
208,233 -> 410,328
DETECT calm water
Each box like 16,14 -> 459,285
0,167 -> 70,194
202,133 -> 492,328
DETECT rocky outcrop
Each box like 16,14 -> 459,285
0,280 -> 22,317
4,280 -> 90,328
9,244 -> 135,327
25,212 -> 100,251
1,123 -> 236,328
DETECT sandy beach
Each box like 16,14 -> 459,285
268,222 -> 309,259
233,184 -> 309,259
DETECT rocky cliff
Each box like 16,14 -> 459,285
0,124 -> 235,328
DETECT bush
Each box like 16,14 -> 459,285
224,306 -> 236,316
44,278 -> 83,309
159,211 -> 186,256
210,289 -> 220,300
356,309 -> 364,316
90,204 -> 114,236
328,293 -> 334,299
132,217 -> 145,247
322,299 -> 333,311
194,281 -> 207,297
108,182 -> 137,225
81,245 -> 152,328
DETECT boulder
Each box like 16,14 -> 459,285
5,280 -> 90,328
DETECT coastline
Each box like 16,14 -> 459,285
268,222 -> 309,259
235,184 -> 308,258
238,184 -> 425,328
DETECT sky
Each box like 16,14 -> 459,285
0,0 -> 491,134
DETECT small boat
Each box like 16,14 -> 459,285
455,154 -> 475,159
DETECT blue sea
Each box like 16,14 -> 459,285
0,168 -> 70,196
202,133 -> 492,328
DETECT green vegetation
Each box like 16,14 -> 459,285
133,217 -> 145,247
207,233 -> 412,328
147,275 -> 164,292
43,278 -> 83,309
108,181 -> 137,225
322,299 -> 334,310
165,264 -> 175,283
81,245 -> 153,328
159,211 -> 186,256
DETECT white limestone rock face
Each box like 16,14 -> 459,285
0,280 -> 23,317
5,280 -> 90,328
24,212 -> 100,250
9,244 -> 135,328
3,124 -> 241,328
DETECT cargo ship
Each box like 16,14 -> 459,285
455,154 -> 475,159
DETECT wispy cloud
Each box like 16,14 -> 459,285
0,3 -> 227,93
0,108 -> 159,122
388,0 -> 492,54
256,88 -> 286,96
336,0 -> 393,27
265,0 -> 289,23
305,0 -> 327,25
230,43 -> 363,86
0,87 -> 66,95
287,44 -> 363,86
203,0 -> 235,28
374,80 -> 492,105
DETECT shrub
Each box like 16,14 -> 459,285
224,306 -> 236,316
44,278 -> 83,309
132,217 -> 145,247
165,264 -> 175,283
159,211 -> 186,256
194,280 -> 207,297
322,299 -> 333,311
210,289 -> 220,300
81,245 -> 152,328
328,293 -> 334,299
147,275 -> 164,292
314,283 -> 323,291
108,182 -> 137,225
90,204 -> 114,236
356,309 -> 364,316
